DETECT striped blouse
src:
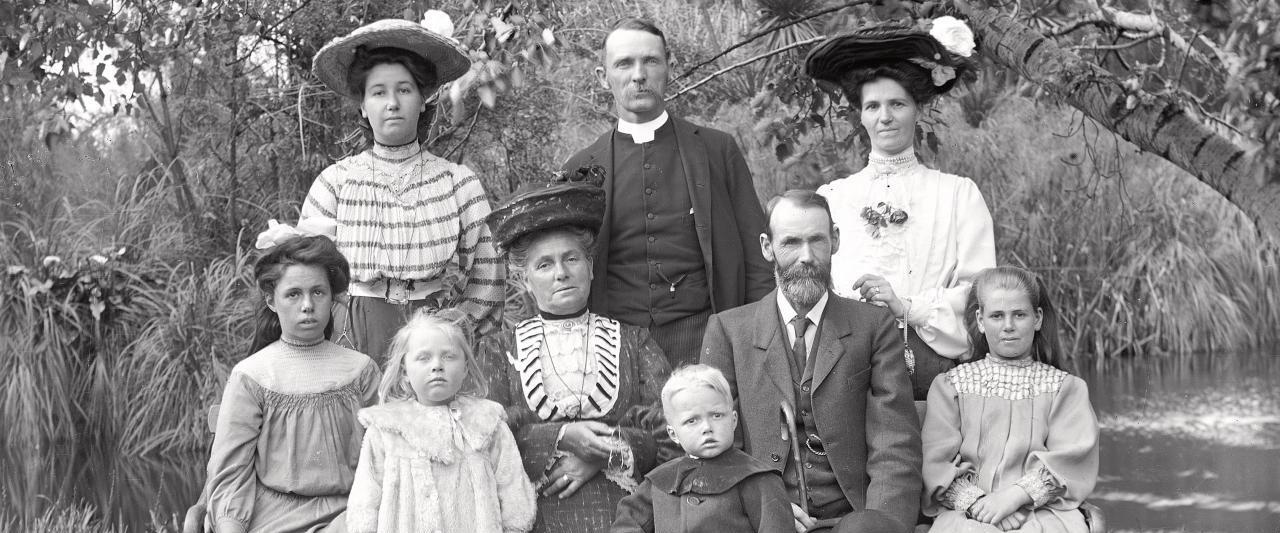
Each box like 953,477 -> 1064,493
302,141 -> 504,334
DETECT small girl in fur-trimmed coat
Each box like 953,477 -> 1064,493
347,311 -> 537,533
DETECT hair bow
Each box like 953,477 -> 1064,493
255,217 -> 339,249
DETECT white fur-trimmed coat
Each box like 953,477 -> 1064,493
347,397 -> 537,533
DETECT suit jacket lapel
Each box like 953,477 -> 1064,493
812,295 -> 852,392
750,291 -> 793,406
582,131 -> 615,311
671,118 -> 717,307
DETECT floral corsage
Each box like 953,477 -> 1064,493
861,202 -> 909,238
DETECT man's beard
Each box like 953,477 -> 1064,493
775,260 -> 831,308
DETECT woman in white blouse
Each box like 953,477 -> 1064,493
806,19 -> 996,399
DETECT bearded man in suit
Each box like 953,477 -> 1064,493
562,19 -> 773,369
700,190 -> 922,533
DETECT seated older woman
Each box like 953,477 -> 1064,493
478,169 -> 677,532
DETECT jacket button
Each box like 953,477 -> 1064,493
770,453 -> 780,462
686,496 -> 700,505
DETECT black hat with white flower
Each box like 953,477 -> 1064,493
805,17 -> 977,97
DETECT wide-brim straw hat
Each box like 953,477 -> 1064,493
805,23 -> 974,97
313,18 -> 471,100
487,167 -> 608,252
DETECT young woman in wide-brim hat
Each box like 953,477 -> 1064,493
302,16 -> 503,361
806,18 -> 997,401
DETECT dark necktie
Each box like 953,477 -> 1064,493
791,316 -> 811,369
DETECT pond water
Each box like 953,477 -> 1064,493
2,351 -> 1277,531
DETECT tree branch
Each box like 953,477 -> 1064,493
944,1 -> 1279,241
671,0 -> 869,84
668,36 -> 826,101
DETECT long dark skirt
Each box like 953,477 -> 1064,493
330,295 -> 438,363
907,326 -> 957,402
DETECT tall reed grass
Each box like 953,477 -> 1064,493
936,98 -> 1280,368
0,173 -> 253,455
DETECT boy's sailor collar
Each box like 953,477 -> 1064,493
617,111 -> 670,144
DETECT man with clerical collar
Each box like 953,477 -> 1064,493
700,190 -> 922,533
562,18 -> 774,369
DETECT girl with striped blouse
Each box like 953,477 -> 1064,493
304,16 -> 504,359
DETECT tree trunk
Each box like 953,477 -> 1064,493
938,0 -> 1280,242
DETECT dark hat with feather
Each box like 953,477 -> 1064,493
487,166 -> 607,252
805,17 -> 978,100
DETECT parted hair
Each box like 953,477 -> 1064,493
249,235 -> 350,355
966,266 -> 1066,370
378,308 -> 489,403
602,18 -> 669,59
503,226 -> 597,282
347,46 -> 439,146
843,63 -> 938,108
764,189 -> 835,237
660,364 -> 734,417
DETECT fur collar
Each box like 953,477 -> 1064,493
358,397 -> 506,464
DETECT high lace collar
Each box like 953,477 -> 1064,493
867,147 -> 921,179
985,354 -> 1037,368
371,138 -> 422,161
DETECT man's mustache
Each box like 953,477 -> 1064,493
780,262 -> 827,282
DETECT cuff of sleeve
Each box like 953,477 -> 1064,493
554,424 -> 568,451
1015,467 -> 1065,508
904,295 -> 931,327
602,435 -> 640,493
941,474 -> 986,511
216,517 -> 249,533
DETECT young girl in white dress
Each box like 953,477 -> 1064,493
346,310 -> 536,533
922,266 -> 1099,533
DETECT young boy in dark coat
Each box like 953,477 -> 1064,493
611,364 -> 793,533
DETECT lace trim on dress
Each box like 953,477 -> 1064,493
1015,466 -> 1066,508
940,472 -> 986,511
946,358 -> 1067,400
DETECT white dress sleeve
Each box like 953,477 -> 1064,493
902,178 -> 996,359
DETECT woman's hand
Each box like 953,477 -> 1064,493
852,274 -> 906,318
968,486 -> 1032,525
557,421 -> 620,462
542,453 -> 604,499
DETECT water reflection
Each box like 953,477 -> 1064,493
0,442 -> 202,530
1081,350 -> 1280,532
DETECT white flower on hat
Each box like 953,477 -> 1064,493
929,16 -> 975,57
421,9 -> 455,40
541,28 -> 556,46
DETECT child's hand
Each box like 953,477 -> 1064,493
558,421 -> 620,462
996,510 -> 1029,531
542,454 -> 604,499
968,486 -> 1032,525
790,503 -> 816,533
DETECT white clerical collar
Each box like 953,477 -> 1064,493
776,290 -> 829,331
616,111 -> 669,144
